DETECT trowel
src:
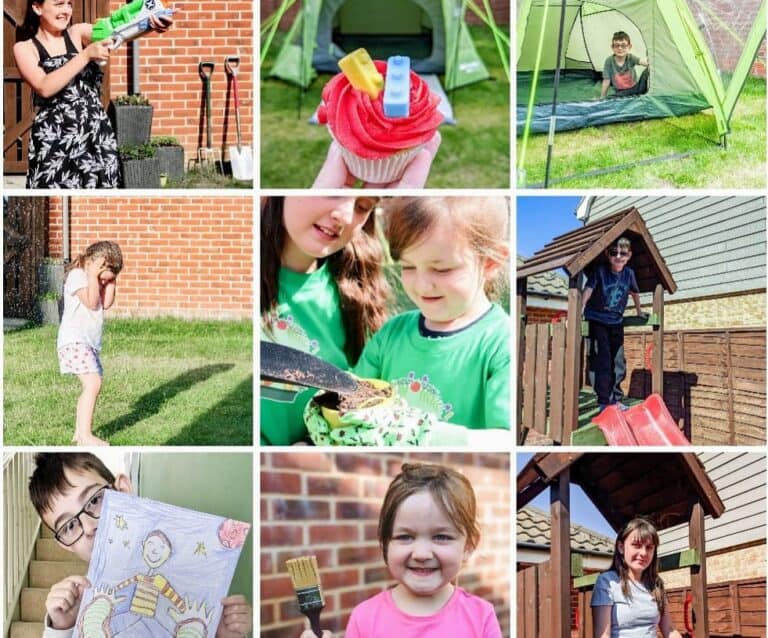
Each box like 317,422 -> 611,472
260,342 -> 360,396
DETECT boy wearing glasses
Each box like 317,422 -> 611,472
582,237 -> 643,412
28,453 -> 252,638
600,31 -> 650,98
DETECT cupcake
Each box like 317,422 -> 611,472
317,53 -> 443,183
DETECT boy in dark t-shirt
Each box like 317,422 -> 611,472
582,237 -> 644,412
600,31 -> 650,98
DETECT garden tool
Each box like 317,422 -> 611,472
198,61 -> 223,172
91,0 -> 176,67
224,56 -> 253,181
260,342 -> 359,395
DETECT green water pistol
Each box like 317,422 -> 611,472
91,0 -> 174,51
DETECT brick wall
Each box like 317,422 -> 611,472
526,306 -> 567,325
260,0 -> 509,32
47,196 -> 253,319
107,0 -> 254,167
260,452 -> 511,638
662,543 -> 766,587
685,0 -> 766,77
663,293 -> 766,331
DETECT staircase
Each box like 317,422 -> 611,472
8,526 -> 87,638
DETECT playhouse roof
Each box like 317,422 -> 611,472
517,207 -> 677,294
517,452 -> 724,532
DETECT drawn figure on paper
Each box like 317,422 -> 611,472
115,530 -> 186,618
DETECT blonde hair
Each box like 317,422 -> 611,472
382,197 -> 509,298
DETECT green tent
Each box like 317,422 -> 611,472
270,0 -> 490,90
517,0 -> 766,138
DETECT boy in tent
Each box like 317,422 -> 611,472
600,31 -> 650,98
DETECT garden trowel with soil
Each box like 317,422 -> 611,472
260,342 -> 360,402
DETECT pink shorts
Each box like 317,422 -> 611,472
58,343 -> 103,376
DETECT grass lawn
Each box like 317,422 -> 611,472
517,76 -> 766,189
4,318 -> 253,446
260,25 -> 510,188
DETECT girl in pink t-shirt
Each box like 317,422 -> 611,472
301,463 -> 502,638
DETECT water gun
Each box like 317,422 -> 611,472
91,0 -> 174,52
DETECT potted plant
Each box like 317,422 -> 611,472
119,143 -> 161,188
38,257 -> 65,296
151,136 -> 185,182
34,290 -> 62,325
110,94 -> 153,146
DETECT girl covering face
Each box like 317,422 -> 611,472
57,241 -> 123,445
592,517 -> 683,638
259,196 -> 389,445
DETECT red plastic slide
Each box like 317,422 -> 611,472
592,394 -> 690,446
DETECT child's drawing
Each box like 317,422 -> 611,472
73,490 -> 250,638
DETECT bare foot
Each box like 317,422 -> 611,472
73,433 -> 109,446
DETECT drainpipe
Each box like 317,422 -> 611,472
63,197 -> 70,263
131,40 -> 140,94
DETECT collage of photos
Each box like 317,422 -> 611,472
1,1 -> 766,638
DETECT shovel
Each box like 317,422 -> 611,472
197,61 -> 223,173
260,341 -> 360,394
225,56 -> 253,181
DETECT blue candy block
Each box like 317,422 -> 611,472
383,56 -> 411,118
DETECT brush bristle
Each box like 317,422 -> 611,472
286,556 -> 325,609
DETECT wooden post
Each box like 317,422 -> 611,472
517,277 -> 528,443
652,283 -> 664,395
689,501 -> 709,638
563,277 -> 582,443
551,468 -> 571,638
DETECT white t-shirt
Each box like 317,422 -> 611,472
56,268 -> 104,351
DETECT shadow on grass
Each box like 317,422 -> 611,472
98,364 -> 234,438
164,375 -> 253,446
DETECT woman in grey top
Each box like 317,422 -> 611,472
592,517 -> 682,638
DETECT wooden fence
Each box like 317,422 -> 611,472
3,197 -> 47,319
666,577 -> 766,637
624,328 -> 765,445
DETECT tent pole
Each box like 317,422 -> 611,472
544,0 -> 568,188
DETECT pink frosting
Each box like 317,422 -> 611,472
317,60 -> 443,160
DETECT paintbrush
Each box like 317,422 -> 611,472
286,555 -> 325,638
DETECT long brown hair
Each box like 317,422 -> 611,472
260,197 -> 389,363
611,517 -> 666,613
65,241 -> 123,278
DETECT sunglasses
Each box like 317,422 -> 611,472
609,249 -> 630,258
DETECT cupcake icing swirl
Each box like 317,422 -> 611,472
317,60 -> 443,160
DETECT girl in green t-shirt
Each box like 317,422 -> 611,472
260,196 -> 390,444
354,197 -> 511,429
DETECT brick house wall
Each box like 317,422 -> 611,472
260,451 -> 511,638
662,292 -> 766,331
686,0 -> 766,77
108,0 -> 254,168
662,543 -> 766,587
526,307 -> 567,324
47,196 -> 252,320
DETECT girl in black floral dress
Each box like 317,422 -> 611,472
13,0 -> 170,189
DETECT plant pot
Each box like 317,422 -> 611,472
120,157 -> 161,189
38,263 -> 64,295
155,145 -> 184,181
111,104 -> 153,146
34,298 -> 61,326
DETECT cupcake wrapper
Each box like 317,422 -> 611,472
327,129 -> 422,183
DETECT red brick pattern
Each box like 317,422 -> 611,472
47,196 -> 252,319
107,1 -> 254,165
260,452 -> 511,638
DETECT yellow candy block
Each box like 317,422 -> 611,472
338,48 -> 384,99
